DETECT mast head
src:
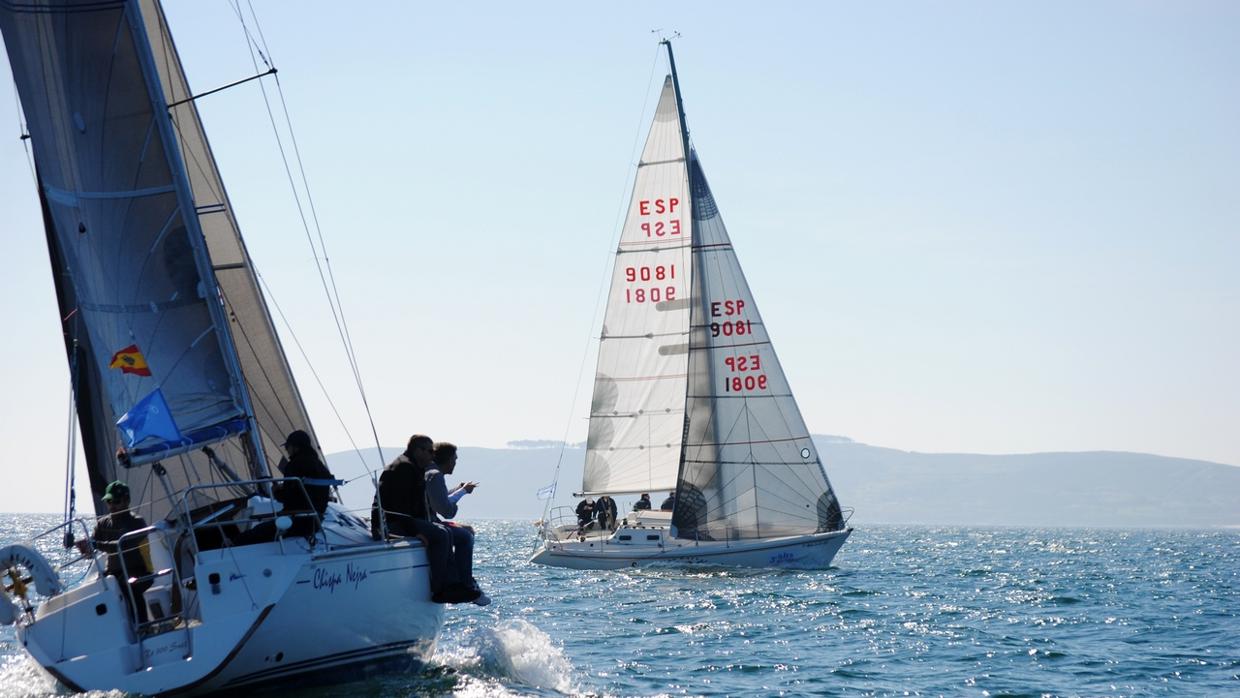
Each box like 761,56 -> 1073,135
652,29 -> 681,46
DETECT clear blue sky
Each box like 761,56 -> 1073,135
1,1 -> 1237,513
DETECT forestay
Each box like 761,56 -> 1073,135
582,77 -> 691,496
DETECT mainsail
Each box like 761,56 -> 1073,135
581,76 -> 692,496
1,0 -> 307,519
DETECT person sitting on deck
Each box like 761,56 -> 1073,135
77,480 -> 152,623
660,491 -> 677,511
633,493 -> 652,511
371,434 -> 472,604
237,429 -> 335,543
273,430 -> 335,537
424,442 -> 489,606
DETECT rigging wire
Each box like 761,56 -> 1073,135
539,43 -> 668,526
240,0 -> 368,397
255,272 -> 372,473
62,345 -> 79,533
11,79 -> 35,182
227,1 -> 387,477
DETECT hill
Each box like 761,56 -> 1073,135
327,437 -> 1240,528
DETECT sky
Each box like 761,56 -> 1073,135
1,1 -> 1237,514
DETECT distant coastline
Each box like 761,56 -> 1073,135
322,436 -> 1240,529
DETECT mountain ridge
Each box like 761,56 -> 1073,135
327,436 -> 1240,528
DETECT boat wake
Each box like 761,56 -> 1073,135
0,654 -> 63,698
436,619 -> 578,695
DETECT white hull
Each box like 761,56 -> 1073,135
532,525 -> 852,571
17,506 -> 442,696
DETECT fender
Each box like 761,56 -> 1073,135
0,544 -> 63,625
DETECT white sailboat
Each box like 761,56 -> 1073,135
0,1 -> 440,693
532,41 -> 852,570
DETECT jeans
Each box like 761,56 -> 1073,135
444,524 -> 475,589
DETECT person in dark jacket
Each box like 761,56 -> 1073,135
77,480 -> 152,623
594,495 -> 618,531
575,498 -> 594,530
274,430 -> 335,537
660,491 -> 676,511
633,493 -> 652,511
237,430 -> 336,545
371,434 -> 460,602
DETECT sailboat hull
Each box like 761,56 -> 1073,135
531,527 -> 852,571
20,518 -> 442,696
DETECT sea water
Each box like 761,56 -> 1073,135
0,516 -> 1236,696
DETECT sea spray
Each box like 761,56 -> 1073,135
0,655 -> 55,698
437,618 -> 578,694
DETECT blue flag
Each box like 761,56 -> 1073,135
116,388 -> 183,449
536,482 -> 557,501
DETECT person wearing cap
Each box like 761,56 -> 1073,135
76,480 -> 153,623
272,429 -> 335,538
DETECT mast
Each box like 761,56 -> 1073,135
662,40 -> 722,537
662,40 -> 692,180
124,0 -> 267,472
139,0 -> 322,477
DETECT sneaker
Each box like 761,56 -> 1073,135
472,591 -> 491,607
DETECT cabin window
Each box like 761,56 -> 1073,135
618,535 -> 632,541
647,534 -> 660,541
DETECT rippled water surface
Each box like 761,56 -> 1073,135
1,516 -> 1237,696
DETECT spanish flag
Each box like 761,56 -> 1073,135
109,344 -> 152,377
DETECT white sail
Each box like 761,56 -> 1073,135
581,77 -> 692,496
674,152 -> 844,540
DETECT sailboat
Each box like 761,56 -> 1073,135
532,41 -> 853,570
0,1 -> 441,693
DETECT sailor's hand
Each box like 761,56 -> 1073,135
75,540 -> 92,556
463,481 -> 478,493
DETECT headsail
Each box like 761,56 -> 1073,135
581,76 -> 692,496
0,0 -> 282,518
674,151 -> 845,540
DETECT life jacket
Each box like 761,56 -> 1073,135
370,453 -> 428,539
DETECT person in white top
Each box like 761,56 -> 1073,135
425,442 -> 489,606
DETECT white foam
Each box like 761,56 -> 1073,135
0,653 -> 129,698
437,618 -> 578,695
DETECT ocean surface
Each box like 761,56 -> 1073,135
1,516 -> 1237,697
